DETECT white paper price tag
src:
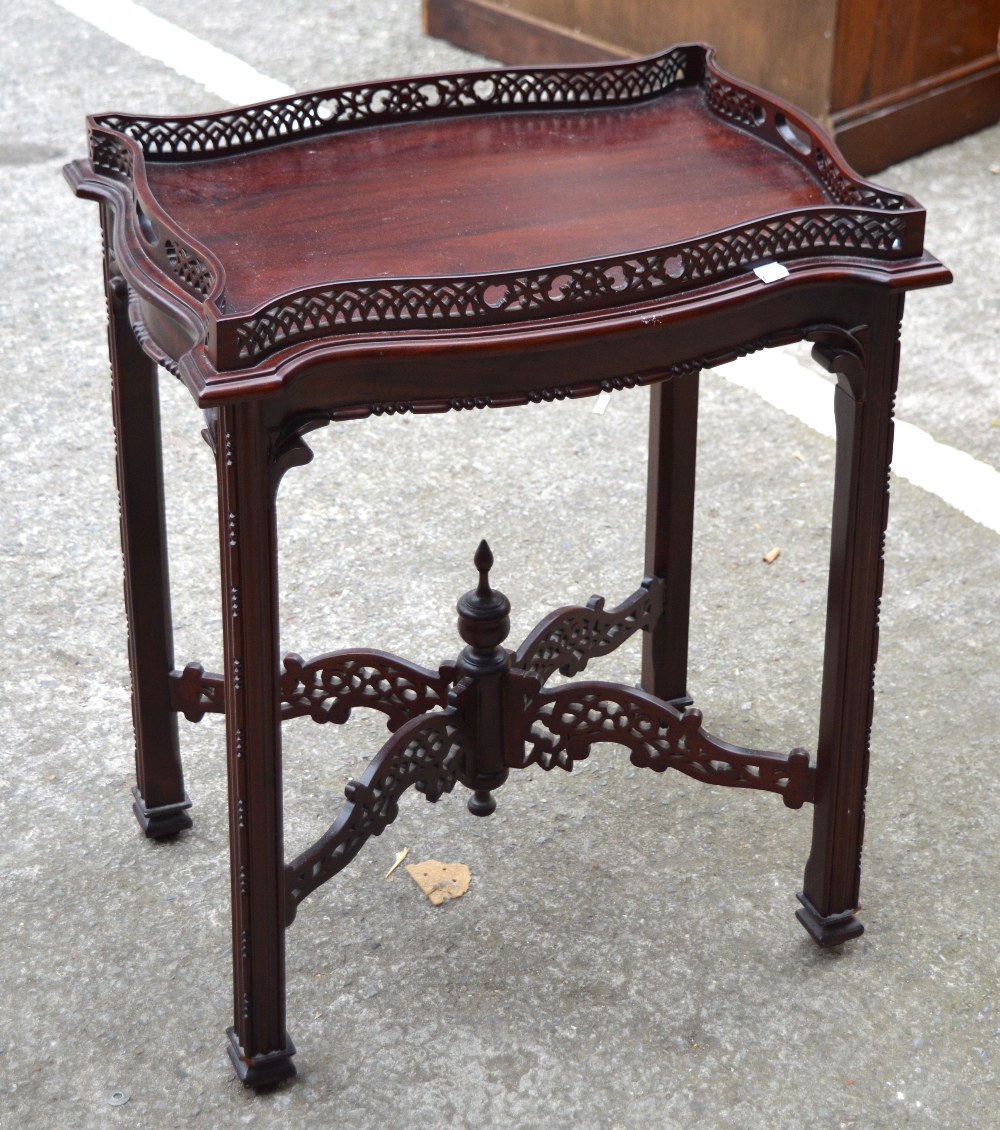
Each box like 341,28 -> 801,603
753,261 -> 790,283
592,390 -> 612,415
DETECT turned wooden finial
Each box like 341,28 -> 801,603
457,540 -> 510,652
474,539 -> 494,600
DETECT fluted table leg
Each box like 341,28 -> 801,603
215,401 -> 295,1086
103,205 -> 191,838
642,372 -> 699,706
798,299 -> 904,946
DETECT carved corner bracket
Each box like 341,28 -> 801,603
806,323 -> 870,400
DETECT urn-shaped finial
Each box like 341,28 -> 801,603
457,540 -> 510,652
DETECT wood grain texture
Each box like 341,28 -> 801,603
70,47 -> 933,382
425,0 -> 1000,170
424,0 -> 625,63
831,0 -> 1000,108
834,55 -> 1000,173
426,0 -> 840,116
144,92 -> 827,311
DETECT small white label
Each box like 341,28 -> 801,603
593,390 -> 612,415
753,261 -> 790,283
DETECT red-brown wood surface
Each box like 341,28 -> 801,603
831,0 -> 1000,108
68,47 -> 932,385
145,92 -> 827,310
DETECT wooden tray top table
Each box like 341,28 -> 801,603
65,45 -> 950,1087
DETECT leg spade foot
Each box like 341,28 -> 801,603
226,1028 -> 296,1089
131,786 -> 193,839
795,892 -> 864,947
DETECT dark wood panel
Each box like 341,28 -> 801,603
834,56 -> 1000,172
832,0 -> 1000,108
425,0 -> 838,118
424,0 -> 624,63
424,0 -> 1000,170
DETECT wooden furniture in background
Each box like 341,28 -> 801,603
424,0 -> 1000,171
66,46 -> 949,1087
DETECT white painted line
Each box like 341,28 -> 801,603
54,0 -> 1000,536
53,0 -> 293,104
722,351 -> 836,440
720,350 -> 1000,536
892,417 -> 1000,534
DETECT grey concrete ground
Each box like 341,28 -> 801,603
1,3 -> 998,1127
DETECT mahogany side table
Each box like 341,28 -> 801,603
66,45 -> 950,1087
